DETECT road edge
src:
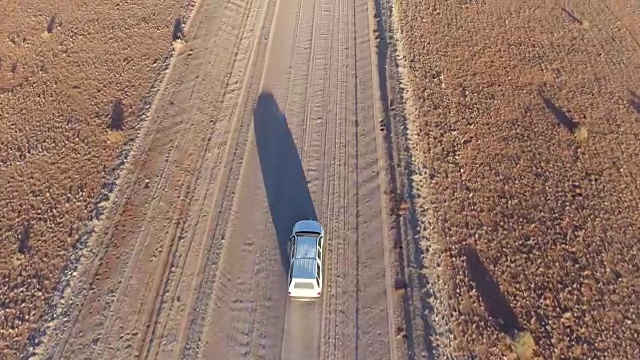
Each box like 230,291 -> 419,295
20,0 -> 204,358
369,0 -> 441,358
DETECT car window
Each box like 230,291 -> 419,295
294,282 -> 315,289
318,236 -> 323,249
318,248 -> 322,262
316,263 -> 321,278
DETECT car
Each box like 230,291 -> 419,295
287,220 -> 325,300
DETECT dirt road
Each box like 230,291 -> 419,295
28,0 -> 403,357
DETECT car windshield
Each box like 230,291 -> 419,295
296,231 -> 320,237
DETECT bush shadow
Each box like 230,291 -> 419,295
560,7 -> 584,26
109,99 -> 125,130
172,17 -> 184,41
46,15 -> 58,34
463,245 -> 523,337
254,92 -> 317,272
629,90 -> 640,114
541,95 -> 580,133
17,222 -> 32,254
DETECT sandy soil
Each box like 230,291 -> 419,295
394,0 -> 640,359
16,0 -> 412,358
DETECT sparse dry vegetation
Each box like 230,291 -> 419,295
1,0 -> 639,357
0,0 -> 191,357
512,330 -> 536,360
397,0 -> 640,358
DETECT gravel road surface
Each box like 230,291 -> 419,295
31,0 -> 402,358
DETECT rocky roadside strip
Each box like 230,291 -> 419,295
371,0 -> 440,358
390,1 -> 640,359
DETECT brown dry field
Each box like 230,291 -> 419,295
0,0 -> 191,357
395,0 -> 640,359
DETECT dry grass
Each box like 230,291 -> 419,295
512,331 -> 536,359
572,125 -> 588,143
0,0 -> 191,357
398,0 -> 640,358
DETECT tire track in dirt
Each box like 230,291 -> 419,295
317,0 -> 357,356
306,0 -> 358,357
91,0 -> 268,356
30,0 -> 405,355
191,0 -> 313,356
178,0 -> 282,356
37,0 -> 274,357
285,0 -> 316,151
142,0 -> 274,356
279,0 -> 338,353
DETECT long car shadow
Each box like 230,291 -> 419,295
254,91 -> 317,272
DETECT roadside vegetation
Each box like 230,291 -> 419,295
0,1 -> 188,356
398,1 -> 640,358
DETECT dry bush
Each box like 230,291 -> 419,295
512,331 -> 536,359
398,0 -> 640,358
0,0 -> 188,357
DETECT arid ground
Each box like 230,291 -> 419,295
2,0 -> 411,358
1,0 -> 189,357
1,0 -> 639,359
397,0 -> 640,359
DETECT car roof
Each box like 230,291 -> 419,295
293,236 -> 318,259
291,236 -> 319,280
291,258 -> 316,280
